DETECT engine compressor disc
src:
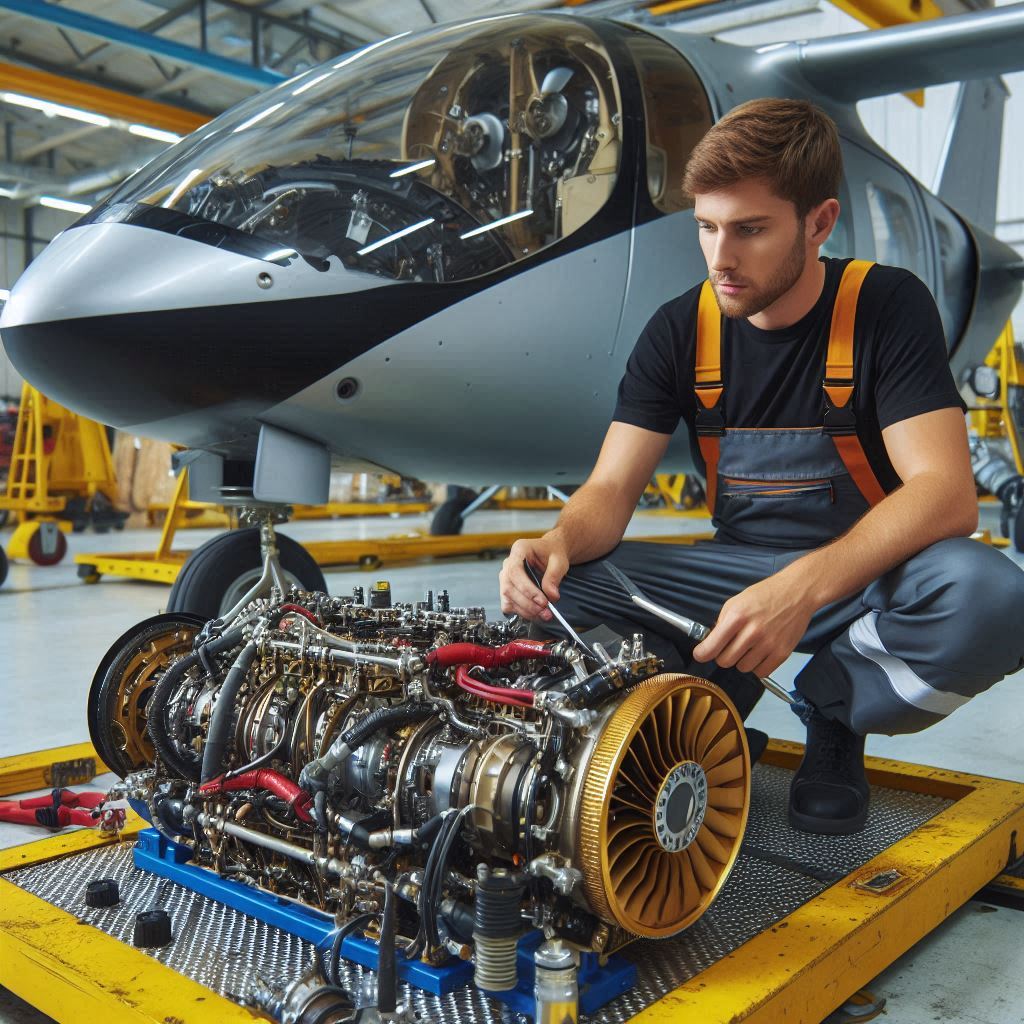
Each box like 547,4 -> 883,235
576,674 -> 751,938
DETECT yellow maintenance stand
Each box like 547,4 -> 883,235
0,383 -> 124,570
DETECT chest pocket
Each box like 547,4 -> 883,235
693,262 -> 889,550
714,430 -> 868,547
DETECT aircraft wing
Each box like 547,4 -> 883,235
758,1 -> 1024,101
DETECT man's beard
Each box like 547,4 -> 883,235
711,229 -> 806,319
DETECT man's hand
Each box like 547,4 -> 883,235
691,571 -> 817,678
499,533 -> 570,622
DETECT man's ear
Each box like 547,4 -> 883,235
807,198 -> 840,246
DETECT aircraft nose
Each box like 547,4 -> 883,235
0,220 -> 400,440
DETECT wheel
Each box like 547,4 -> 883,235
77,563 -> 101,584
88,613 -> 207,778
430,485 -> 478,536
27,523 -> 68,565
166,528 -> 326,619
0,546 -> 7,587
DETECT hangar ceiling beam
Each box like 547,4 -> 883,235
0,0 -> 285,87
0,60 -> 208,135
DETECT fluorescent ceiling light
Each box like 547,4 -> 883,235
390,159 -> 435,178
357,217 -> 434,256
333,32 -> 410,70
460,209 -> 533,239
39,196 -> 91,214
0,289 -> 9,301
233,102 -> 284,133
292,71 -> 333,96
129,124 -> 182,144
3,92 -> 110,127
162,167 -> 204,208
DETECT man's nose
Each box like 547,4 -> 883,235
709,233 -> 737,273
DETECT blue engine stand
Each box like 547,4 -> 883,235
133,828 -> 636,1016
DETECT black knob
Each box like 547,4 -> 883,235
132,909 -> 173,947
84,878 -> 120,908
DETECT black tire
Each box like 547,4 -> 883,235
0,546 -> 7,587
88,613 -> 207,778
166,528 -> 326,619
430,487 -> 477,536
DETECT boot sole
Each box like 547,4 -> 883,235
788,804 -> 868,835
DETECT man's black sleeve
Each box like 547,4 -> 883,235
612,306 -> 682,435
872,273 -> 967,430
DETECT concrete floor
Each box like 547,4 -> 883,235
1,504 -> 1021,1022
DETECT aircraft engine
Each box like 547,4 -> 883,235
89,586 -> 750,976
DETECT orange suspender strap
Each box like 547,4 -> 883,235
824,260 -> 887,508
694,280 -> 724,513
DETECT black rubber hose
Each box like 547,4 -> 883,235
415,813 -> 445,848
147,624 -> 248,781
200,640 -> 258,783
377,883 -> 397,1013
341,703 -> 435,753
427,810 -> 466,947
147,650 -> 203,780
418,812 -> 456,949
323,913 -> 373,987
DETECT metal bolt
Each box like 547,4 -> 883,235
257,272 -> 273,289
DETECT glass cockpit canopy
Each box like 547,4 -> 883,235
94,15 -> 624,283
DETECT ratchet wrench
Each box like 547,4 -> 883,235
602,561 -> 795,706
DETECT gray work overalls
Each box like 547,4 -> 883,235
551,261 -> 1024,735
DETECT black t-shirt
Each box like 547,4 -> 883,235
612,257 -> 966,492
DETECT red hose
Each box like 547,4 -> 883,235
278,603 -> 323,627
426,640 -> 551,669
200,769 -> 315,823
455,666 -> 534,707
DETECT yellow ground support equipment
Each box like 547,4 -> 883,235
1,740 -> 1021,1024
970,321 -> 1024,473
0,383 -> 123,567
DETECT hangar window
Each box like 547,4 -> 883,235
624,30 -> 712,214
91,17 -> 623,284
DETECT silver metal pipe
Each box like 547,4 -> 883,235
197,812 -> 345,875
270,639 -> 404,671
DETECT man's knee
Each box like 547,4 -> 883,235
880,538 -> 1024,677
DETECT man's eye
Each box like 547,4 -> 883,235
739,226 -> 762,236
697,222 -> 715,232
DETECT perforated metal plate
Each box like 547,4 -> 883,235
4,764 -> 952,1024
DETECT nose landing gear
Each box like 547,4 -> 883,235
166,506 -> 326,619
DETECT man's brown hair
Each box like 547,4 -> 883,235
682,99 -> 842,217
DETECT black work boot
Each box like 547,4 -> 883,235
789,708 -> 869,835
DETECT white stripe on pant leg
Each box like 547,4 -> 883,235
847,612 -> 969,716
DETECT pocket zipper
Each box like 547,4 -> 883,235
721,479 -> 835,503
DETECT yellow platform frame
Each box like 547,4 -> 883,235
1,742 -> 1021,1024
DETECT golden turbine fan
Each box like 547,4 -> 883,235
577,673 -> 750,938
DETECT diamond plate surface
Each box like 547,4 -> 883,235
5,763 -> 954,1024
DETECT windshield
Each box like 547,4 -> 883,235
95,15 -> 623,284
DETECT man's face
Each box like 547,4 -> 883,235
693,178 -> 807,319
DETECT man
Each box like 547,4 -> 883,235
498,98 -> 1024,835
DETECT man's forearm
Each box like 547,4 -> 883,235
778,473 -> 978,609
546,480 -> 634,564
